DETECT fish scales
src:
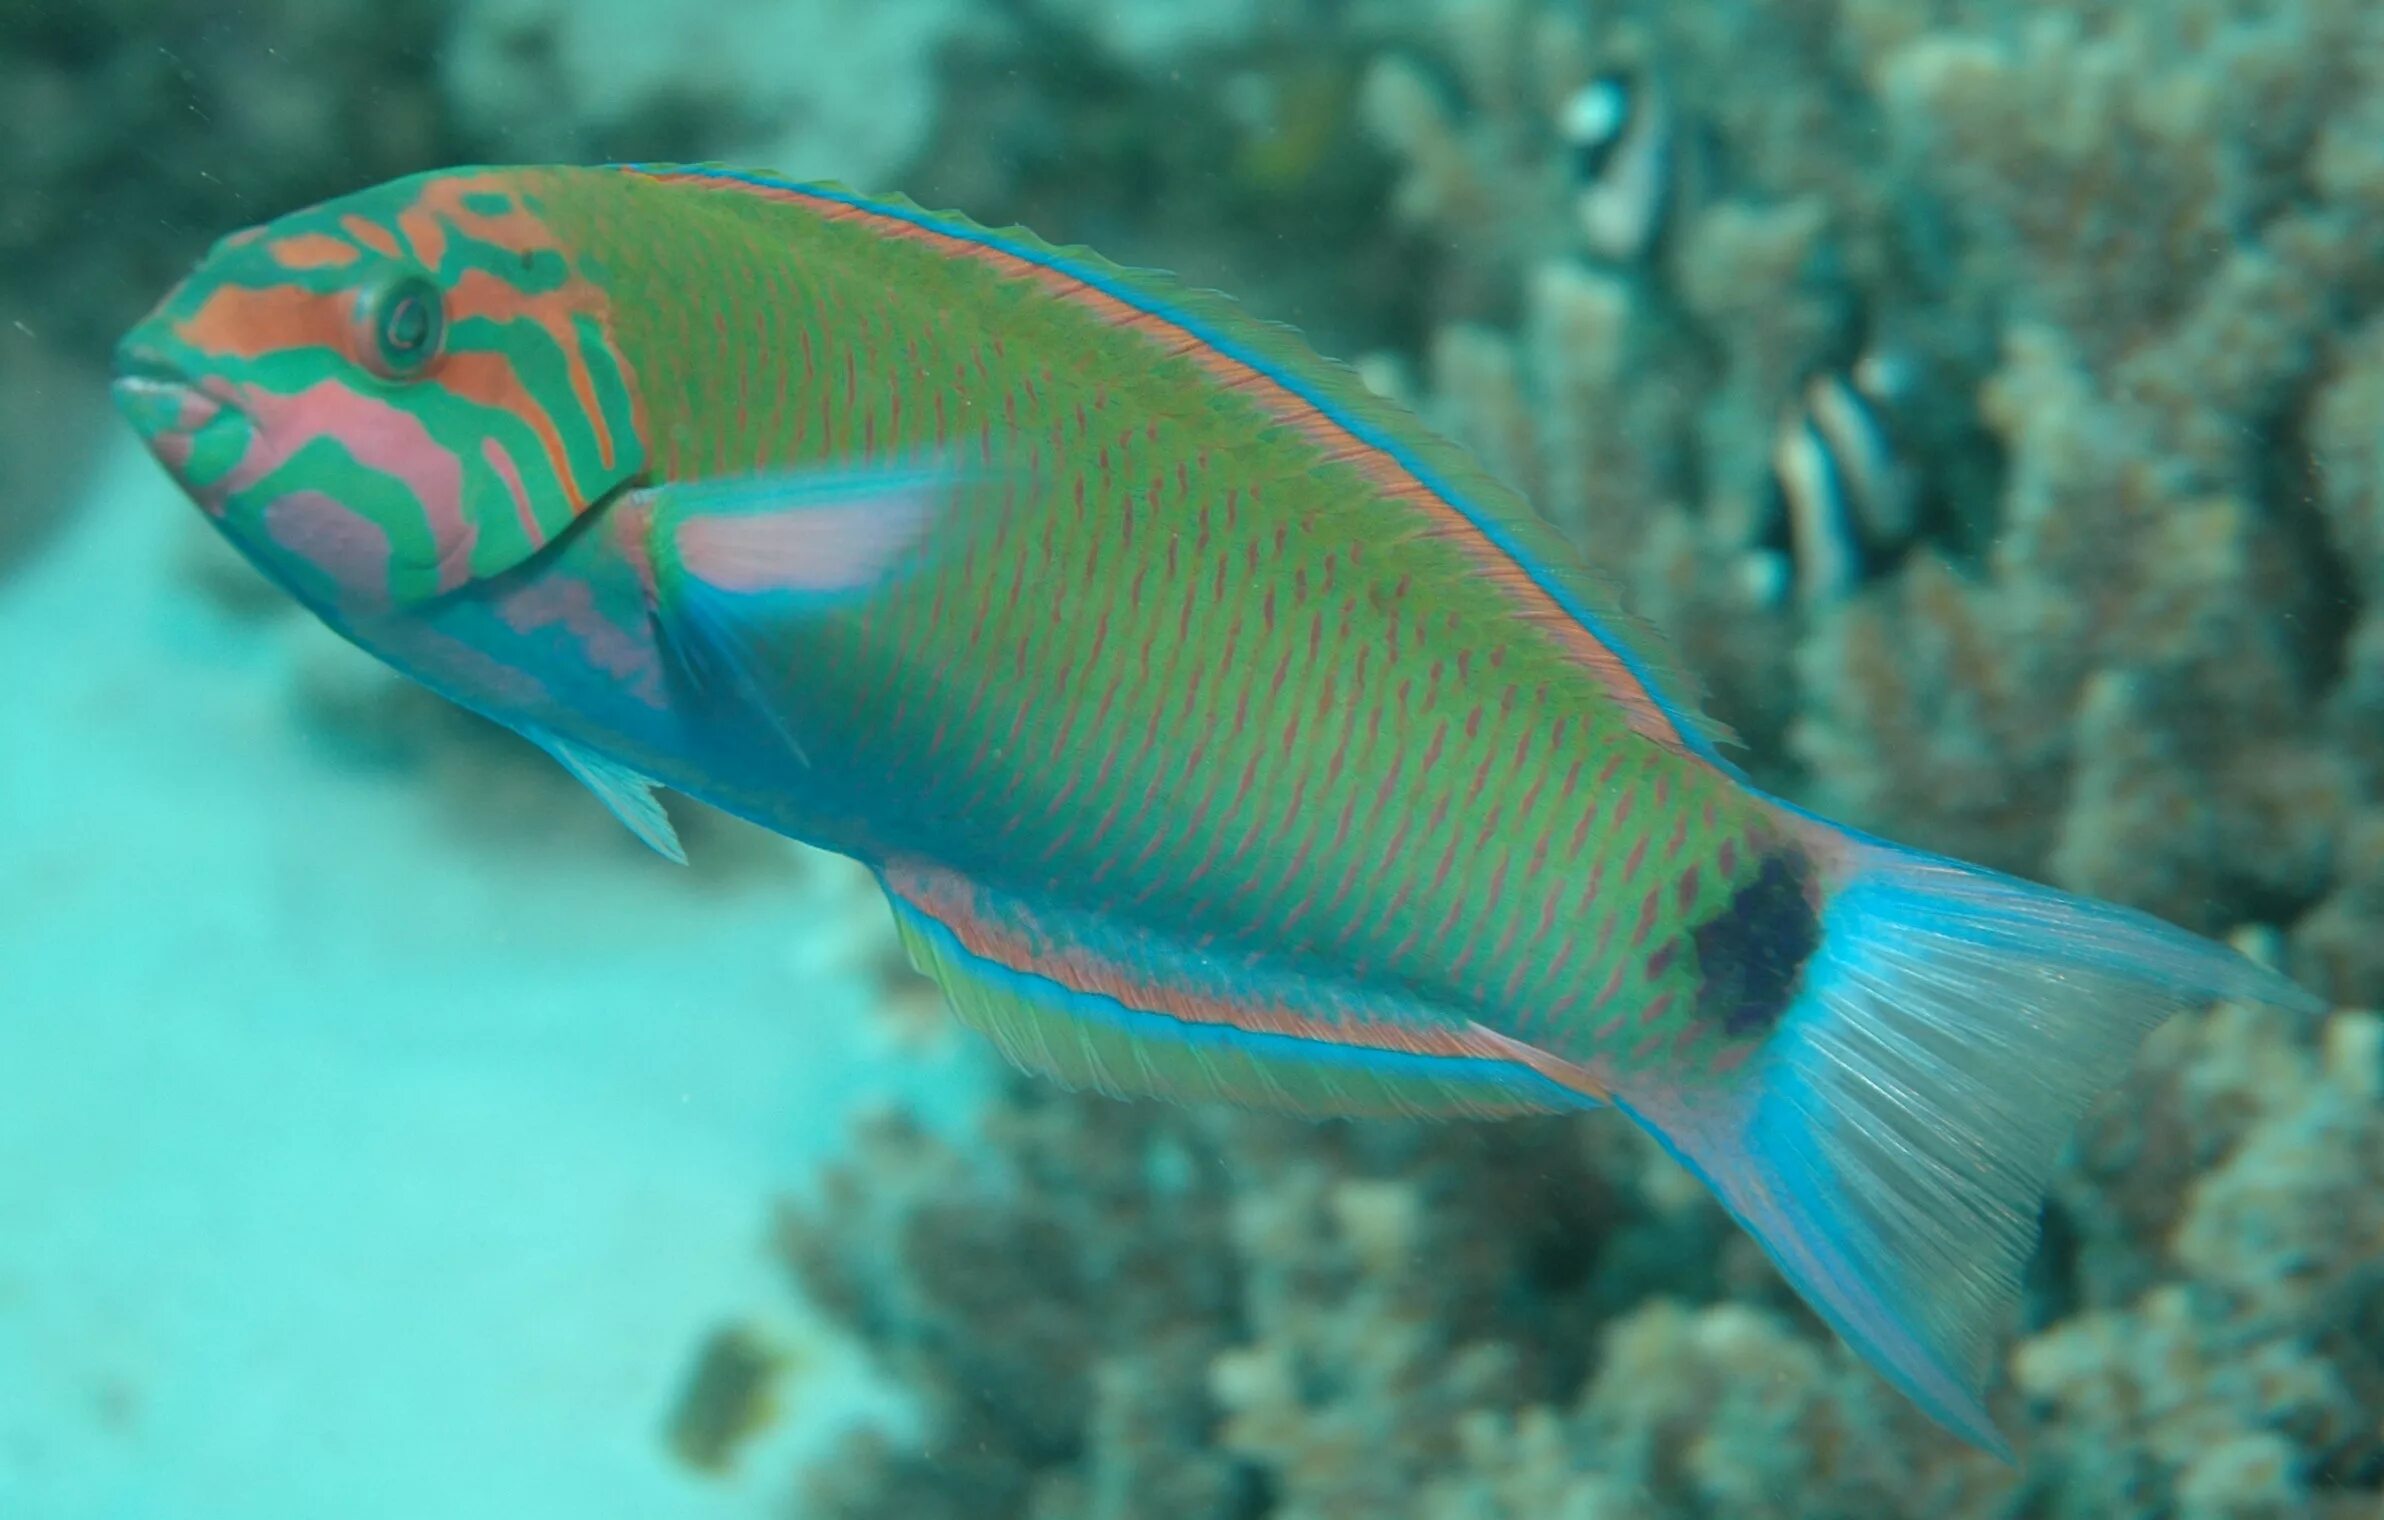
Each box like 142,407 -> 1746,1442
503,166 -> 1735,1067
114,163 -> 2324,1454
539,165 -> 1764,1074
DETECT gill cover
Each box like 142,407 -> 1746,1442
115,167 -> 647,612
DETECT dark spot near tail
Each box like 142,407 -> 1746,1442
1692,848 -> 1821,1039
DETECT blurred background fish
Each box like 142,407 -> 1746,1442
1560,71 -> 1677,266
1755,350 -> 1925,607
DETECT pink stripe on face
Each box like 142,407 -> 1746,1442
496,571 -> 666,709
235,379 -> 475,593
264,489 -> 394,610
120,381 -> 232,512
482,436 -> 545,550
154,431 -> 202,492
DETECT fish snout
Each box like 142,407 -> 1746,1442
109,329 -> 226,440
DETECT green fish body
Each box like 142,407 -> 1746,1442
112,164 -> 2319,1454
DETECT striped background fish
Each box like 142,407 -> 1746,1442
110,164 -> 2318,1455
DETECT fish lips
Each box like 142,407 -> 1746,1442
109,371 -> 219,433
110,341 -> 222,427
109,344 -> 249,511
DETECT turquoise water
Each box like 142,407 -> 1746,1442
0,443 -> 988,1517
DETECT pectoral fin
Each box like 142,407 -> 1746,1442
627,454 -> 1015,765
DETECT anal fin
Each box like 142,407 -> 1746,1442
875,860 -> 1606,1119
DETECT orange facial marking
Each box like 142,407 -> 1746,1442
270,233 -> 362,271
175,282 -> 345,363
405,175 -> 625,474
445,264 -> 617,476
437,348 -> 576,505
396,201 -> 450,275
340,215 -> 401,259
409,174 -> 569,265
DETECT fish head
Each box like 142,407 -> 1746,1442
111,167 -> 649,620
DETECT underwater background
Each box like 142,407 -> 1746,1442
4,1 -> 2383,1517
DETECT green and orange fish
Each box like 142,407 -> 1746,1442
111,164 -> 2317,1454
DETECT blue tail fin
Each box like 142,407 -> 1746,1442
1614,831 -> 2323,1456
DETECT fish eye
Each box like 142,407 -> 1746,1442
356,273 -> 445,380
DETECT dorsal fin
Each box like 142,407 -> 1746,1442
609,161 -> 1740,765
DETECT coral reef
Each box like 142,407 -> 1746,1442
776,1097 -> 1252,1520
441,0 -> 973,188
780,965 -> 2383,1518
2028,995 -> 2384,1519
894,3 -> 1412,365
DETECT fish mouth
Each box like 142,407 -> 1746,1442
110,338 -> 195,390
109,341 -> 230,438
109,336 -> 253,518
